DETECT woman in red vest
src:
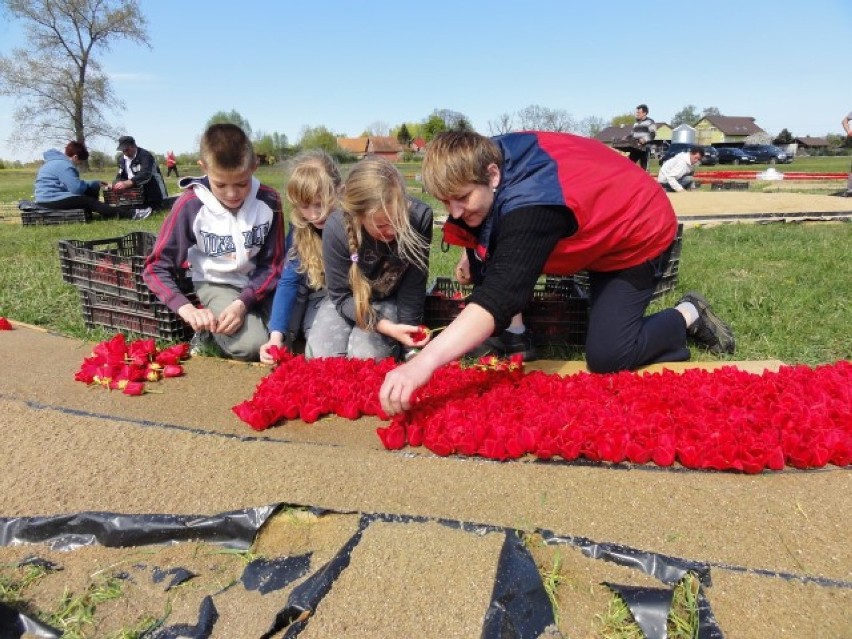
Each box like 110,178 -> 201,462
379,131 -> 734,416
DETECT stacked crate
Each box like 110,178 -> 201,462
424,275 -> 589,348
103,186 -> 145,207
18,200 -> 89,225
58,232 -> 194,341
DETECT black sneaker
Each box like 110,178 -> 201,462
677,292 -> 735,355
500,329 -> 538,361
465,329 -> 538,361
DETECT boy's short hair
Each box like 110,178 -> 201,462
636,104 -> 649,114
65,140 -> 89,161
689,145 -> 706,157
200,123 -> 256,171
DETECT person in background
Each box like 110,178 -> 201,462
306,156 -> 433,361
143,124 -> 285,361
628,103 -> 657,171
657,145 -> 705,192
378,131 -> 735,416
33,141 -> 146,219
259,150 -> 342,364
112,135 -> 168,217
842,110 -> 852,196
166,150 -> 179,178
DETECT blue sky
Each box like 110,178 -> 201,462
1,0 -> 850,162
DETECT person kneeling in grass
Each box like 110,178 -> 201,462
305,156 -> 433,362
143,124 -> 285,361
379,131 -> 735,416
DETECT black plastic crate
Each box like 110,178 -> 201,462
425,276 -> 589,347
58,232 -> 191,303
79,289 -> 193,342
573,223 -> 683,302
18,200 -> 89,226
710,181 -> 749,191
103,186 -> 144,207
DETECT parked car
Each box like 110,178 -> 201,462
659,143 -> 717,166
715,147 -> 759,165
741,144 -> 792,164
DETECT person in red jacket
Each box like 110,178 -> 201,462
379,130 -> 735,416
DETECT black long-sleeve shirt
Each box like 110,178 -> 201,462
467,205 -> 577,332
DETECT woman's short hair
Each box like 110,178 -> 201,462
421,131 -> 501,201
64,141 -> 89,161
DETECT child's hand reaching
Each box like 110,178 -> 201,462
376,319 -> 432,348
215,300 -> 247,335
178,304 -> 218,332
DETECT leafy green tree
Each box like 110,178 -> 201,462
422,114 -> 447,141
297,125 -> 341,154
773,128 -> 794,145
611,113 -> 634,127
0,0 -> 150,149
702,106 -> 721,118
397,123 -> 412,146
671,105 -> 700,128
253,130 -> 289,159
205,110 -> 252,137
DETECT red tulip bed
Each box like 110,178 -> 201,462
233,348 -> 852,474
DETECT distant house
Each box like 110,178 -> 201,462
595,124 -> 632,146
595,123 -> 668,156
410,137 -> 426,152
337,137 -> 370,157
793,136 -> 829,150
694,116 -> 765,146
366,136 -> 404,160
336,136 -> 403,160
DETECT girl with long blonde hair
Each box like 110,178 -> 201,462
306,156 -> 433,360
260,150 -> 342,363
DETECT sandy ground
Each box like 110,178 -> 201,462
0,324 -> 849,639
1,192 -> 850,638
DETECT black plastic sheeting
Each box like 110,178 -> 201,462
10,502 -> 845,638
0,602 -> 61,639
148,595 -> 218,639
241,553 -> 312,595
0,505 -> 278,551
481,531 -> 555,639
152,566 -> 197,591
540,529 -> 712,587
259,515 -> 369,638
605,584 -> 674,639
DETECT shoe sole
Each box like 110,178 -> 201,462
680,292 -> 736,355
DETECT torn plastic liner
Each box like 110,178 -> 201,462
148,595 -> 217,639
540,529 -> 711,586
242,553 -> 312,595
0,601 -> 61,639
481,530 -> 555,639
605,582 -> 724,639
260,515 -> 370,638
0,505 -> 277,551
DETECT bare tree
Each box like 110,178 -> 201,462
363,121 -> 390,137
516,105 -> 576,132
488,112 -> 515,135
0,0 -> 150,149
577,115 -> 607,138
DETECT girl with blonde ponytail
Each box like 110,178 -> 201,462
260,150 -> 342,363
306,156 -> 433,361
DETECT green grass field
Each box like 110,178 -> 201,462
1,161 -> 849,365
